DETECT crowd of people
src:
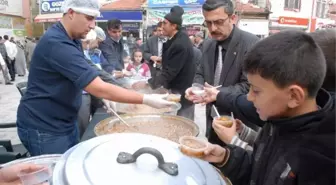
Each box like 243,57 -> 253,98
0,35 -> 39,85
0,0 -> 335,184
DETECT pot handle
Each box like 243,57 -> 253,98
116,147 -> 178,176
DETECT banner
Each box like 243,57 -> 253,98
147,0 -> 205,7
0,0 -> 23,16
147,8 -> 204,25
0,16 -> 12,29
41,0 -> 64,14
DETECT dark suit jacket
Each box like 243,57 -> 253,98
99,36 -> 126,72
193,27 -> 259,144
148,31 -> 195,108
143,36 -> 161,77
193,46 -> 202,68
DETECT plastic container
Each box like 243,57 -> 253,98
191,83 -> 205,96
18,164 -> 52,185
166,94 -> 182,103
179,136 -> 208,158
214,116 -> 234,128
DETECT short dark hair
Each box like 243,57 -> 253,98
309,29 -> 336,92
202,0 -> 234,16
107,19 -> 122,30
0,36 -> 2,40
3,35 -> 9,40
157,21 -> 163,28
244,30 -> 326,97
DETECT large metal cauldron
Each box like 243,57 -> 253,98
94,114 -> 199,143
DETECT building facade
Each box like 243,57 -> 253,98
269,0 -> 335,33
0,0 -> 29,38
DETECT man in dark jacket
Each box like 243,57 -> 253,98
200,31 -> 335,185
134,6 -> 195,120
99,19 -> 127,72
185,0 -> 259,142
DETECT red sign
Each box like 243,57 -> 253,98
278,16 -> 309,26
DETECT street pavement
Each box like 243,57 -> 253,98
0,71 -> 207,145
0,74 -> 27,145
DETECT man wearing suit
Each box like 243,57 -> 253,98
185,0 -> 259,145
143,22 -> 166,78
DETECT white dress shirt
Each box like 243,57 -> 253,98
4,41 -> 18,60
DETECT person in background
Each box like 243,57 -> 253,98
194,31 -> 204,50
309,29 -> 335,93
3,35 -> 17,81
135,38 -> 143,51
150,26 -> 158,37
126,48 -> 150,78
143,21 -> 166,79
0,36 -> 11,85
134,6 -> 196,120
25,37 -> 36,70
17,0 -> 175,156
14,41 -> 27,77
100,19 -> 127,72
10,37 -> 15,43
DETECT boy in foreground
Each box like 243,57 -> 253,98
201,31 -> 335,185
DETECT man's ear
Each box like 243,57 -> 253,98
287,85 -> 305,108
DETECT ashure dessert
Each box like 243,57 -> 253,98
179,136 -> 208,158
215,116 -> 234,128
166,94 -> 181,103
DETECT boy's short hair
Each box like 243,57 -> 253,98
243,30 -> 326,97
309,29 -> 336,92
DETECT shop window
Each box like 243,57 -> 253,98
284,0 -> 301,11
316,0 -> 329,18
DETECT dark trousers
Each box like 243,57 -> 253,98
5,59 -> 15,80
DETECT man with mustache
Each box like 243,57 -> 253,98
185,0 -> 259,145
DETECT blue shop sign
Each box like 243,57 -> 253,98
147,0 -> 205,7
96,11 -> 143,22
40,0 -> 64,14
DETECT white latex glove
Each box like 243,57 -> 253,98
143,94 -> 176,109
102,99 -> 117,113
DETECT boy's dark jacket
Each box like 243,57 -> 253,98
217,89 -> 335,185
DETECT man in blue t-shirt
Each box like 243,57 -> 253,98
16,0 -> 174,156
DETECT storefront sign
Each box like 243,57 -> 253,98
278,16 -> 309,26
238,19 -> 269,36
122,22 -> 140,30
0,0 -> 23,16
41,0 -> 64,14
0,16 -> 12,29
13,30 -> 26,37
315,18 -> 335,30
147,8 -> 204,25
96,11 -> 143,22
147,0 -> 205,7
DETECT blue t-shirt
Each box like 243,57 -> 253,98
17,22 -> 99,133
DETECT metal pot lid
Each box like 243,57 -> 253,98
63,133 -> 226,185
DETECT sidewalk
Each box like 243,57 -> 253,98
0,74 -> 28,145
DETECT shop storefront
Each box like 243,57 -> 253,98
34,0 -> 63,31
96,10 -> 143,38
0,0 -> 26,38
238,19 -> 269,38
269,16 -> 309,34
145,0 -> 205,37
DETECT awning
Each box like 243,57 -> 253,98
34,13 -> 63,23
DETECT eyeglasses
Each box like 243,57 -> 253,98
203,16 -> 230,28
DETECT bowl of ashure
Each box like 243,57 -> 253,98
166,93 -> 182,103
214,116 -> 234,128
94,114 -> 199,143
179,136 -> 209,158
